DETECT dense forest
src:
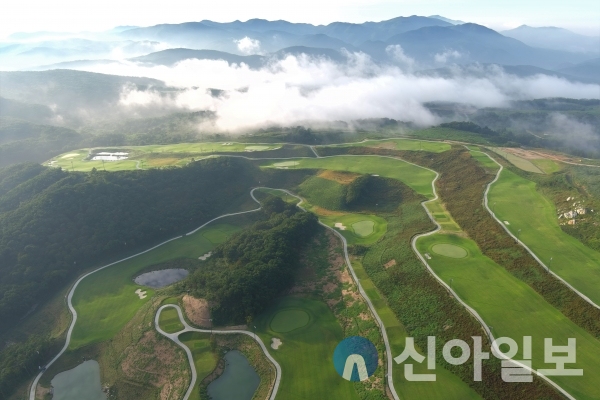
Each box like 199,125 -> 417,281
186,197 -> 319,324
0,157 -> 260,335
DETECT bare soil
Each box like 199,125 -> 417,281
183,295 -> 212,328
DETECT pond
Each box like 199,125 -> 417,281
208,350 -> 260,400
50,360 -> 105,400
134,268 -> 189,288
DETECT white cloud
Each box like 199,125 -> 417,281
71,54 -> 599,132
235,37 -> 261,54
434,49 -> 462,64
385,45 -> 415,71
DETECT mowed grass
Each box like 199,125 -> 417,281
531,158 -> 563,174
490,148 -> 543,174
179,331 -> 218,400
158,307 -> 185,333
273,156 -> 436,199
426,200 -> 461,232
47,142 -> 283,171
351,259 -> 482,400
416,233 -> 600,400
319,213 -> 387,245
69,223 -> 244,349
254,297 -> 360,400
270,309 -> 310,333
468,150 -> 500,171
327,138 -> 451,153
489,169 -> 600,305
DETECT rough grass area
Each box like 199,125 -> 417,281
297,175 -> 347,210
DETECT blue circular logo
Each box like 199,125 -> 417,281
333,336 -> 379,381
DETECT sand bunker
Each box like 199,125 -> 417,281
199,251 -> 212,261
504,221 -> 510,225
271,338 -> 282,350
135,289 -> 147,299
424,253 -> 432,260
61,153 -> 79,158
334,222 -> 347,230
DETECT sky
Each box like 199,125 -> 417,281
1,0 -> 599,38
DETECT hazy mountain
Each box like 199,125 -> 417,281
0,97 -> 55,124
557,58 -> 600,83
502,25 -> 600,54
385,23 -> 593,69
428,15 -> 466,25
418,63 -> 596,84
131,48 -> 265,68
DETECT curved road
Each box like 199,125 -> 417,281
28,202 -> 264,400
155,304 -> 282,400
409,153 -> 575,399
473,149 -> 600,310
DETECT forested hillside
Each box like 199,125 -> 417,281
187,197 -> 319,324
0,157 -> 259,335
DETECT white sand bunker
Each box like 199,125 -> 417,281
61,153 -> 79,158
334,222 -> 347,230
222,142 -> 233,145
271,338 -> 282,350
135,289 -> 147,299
372,174 -> 379,176
424,253 -> 432,260
504,221 -> 510,225
199,251 -> 212,261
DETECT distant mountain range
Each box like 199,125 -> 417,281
502,25 -> 600,54
2,15 -> 599,83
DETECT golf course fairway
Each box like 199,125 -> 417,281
285,155 -> 436,199
254,297 -> 361,400
416,233 -> 600,400
69,222 -> 244,349
489,169 -> 600,306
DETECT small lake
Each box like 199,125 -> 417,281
208,350 -> 260,400
134,268 -> 189,288
51,360 -> 105,400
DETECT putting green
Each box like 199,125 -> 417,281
270,309 -> 310,333
431,243 -> 468,258
352,220 -> 375,237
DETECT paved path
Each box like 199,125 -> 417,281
472,148 -> 600,310
408,150 -> 575,399
28,203 -> 264,400
155,304 -> 282,400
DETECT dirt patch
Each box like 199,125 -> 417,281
119,329 -> 187,400
501,147 -> 544,160
36,384 -> 51,398
318,170 -> 360,184
383,259 -> 396,269
311,205 -> 345,216
183,295 -> 212,328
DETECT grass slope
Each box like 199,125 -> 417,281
254,297 -> 360,400
328,138 -> 451,153
489,169 -> 600,305
159,307 -> 185,334
416,233 -> 600,400
271,155 -> 436,199
70,222 -> 244,349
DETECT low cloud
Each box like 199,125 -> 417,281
235,37 -> 261,54
64,53 -> 599,132
434,49 -> 462,64
385,45 -> 416,71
